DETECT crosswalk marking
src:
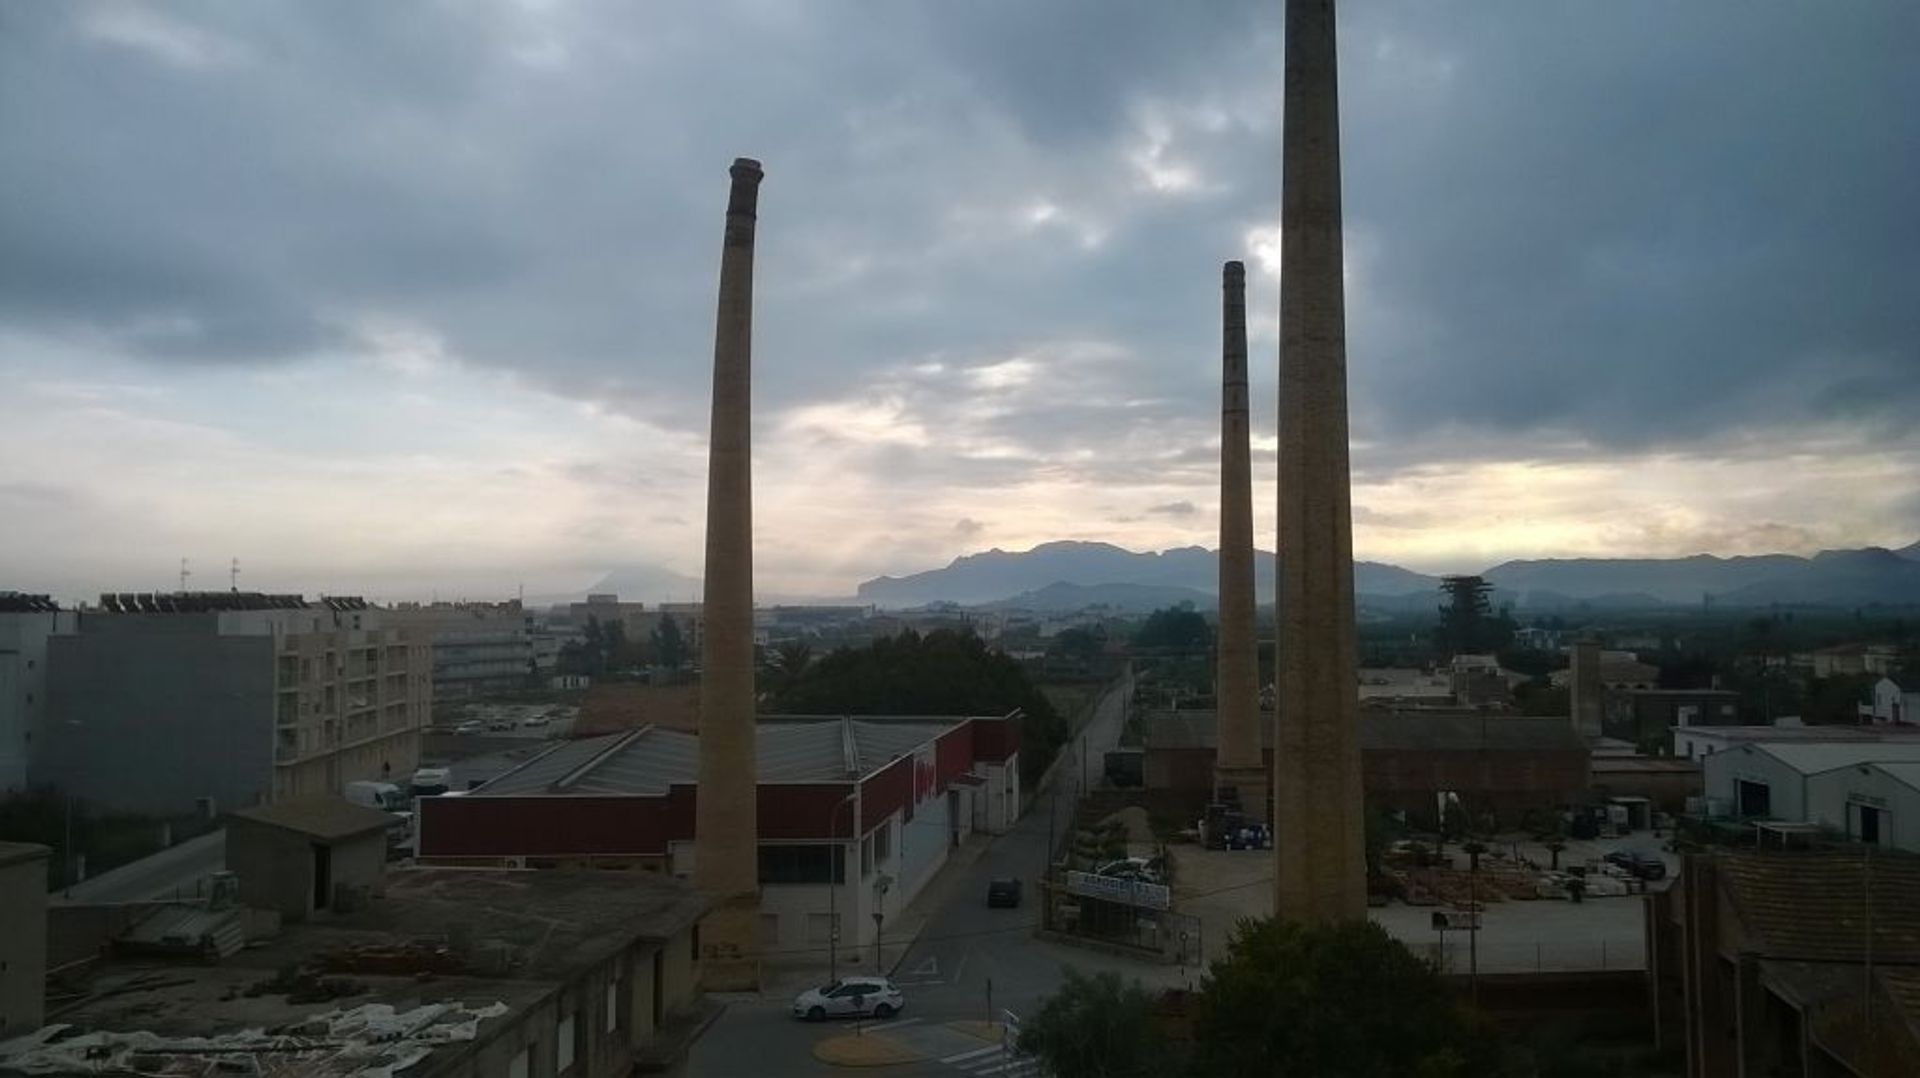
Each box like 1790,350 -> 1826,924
944,1045 -> 1039,1076
938,1043 -> 1003,1065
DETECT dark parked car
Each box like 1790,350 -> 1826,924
1604,849 -> 1667,881
987,877 -> 1023,908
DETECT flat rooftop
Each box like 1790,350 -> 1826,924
16,868 -> 711,1078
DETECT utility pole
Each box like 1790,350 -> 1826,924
229,557 -> 240,592
178,558 -> 190,592
1469,856 -> 1480,1006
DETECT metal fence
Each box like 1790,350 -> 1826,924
1038,879 -> 1204,966
1421,936 -> 1645,974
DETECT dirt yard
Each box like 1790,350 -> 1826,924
1170,833 -> 1660,973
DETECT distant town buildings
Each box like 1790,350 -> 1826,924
563,594 -> 707,660
35,593 -> 431,817
1605,688 -> 1741,750
1800,642 -> 1902,678
386,600 -> 535,698
1866,674 -> 1920,725
1143,710 -> 1589,828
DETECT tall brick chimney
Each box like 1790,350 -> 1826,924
1272,0 -> 1367,922
695,157 -> 763,989
1215,261 -> 1265,821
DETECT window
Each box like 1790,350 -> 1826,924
757,844 -> 845,884
508,1048 -> 529,1078
873,821 -> 891,864
861,835 -> 874,877
556,1014 -> 577,1074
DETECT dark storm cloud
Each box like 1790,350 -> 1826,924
1,0 -> 1914,464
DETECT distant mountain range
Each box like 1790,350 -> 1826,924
857,541 -> 1439,608
854,540 -> 1920,611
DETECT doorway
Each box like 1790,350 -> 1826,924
1853,803 -> 1885,845
650,950 -> 664,1028
1736,780 -> 1771,819
311,843 -> 332,910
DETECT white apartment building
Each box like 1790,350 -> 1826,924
38,593 -> 431,816
0,594 -> 78,793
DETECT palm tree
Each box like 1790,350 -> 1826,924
767,640 -> 813,693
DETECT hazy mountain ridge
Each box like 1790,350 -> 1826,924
857,540 -> 1439,607
858,541 -> 1920,610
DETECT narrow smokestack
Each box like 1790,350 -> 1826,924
1571,637 -> 1603,739
1273,0 -> 1366,922
695,156 -> 763,989
1214,261 -> 1264,821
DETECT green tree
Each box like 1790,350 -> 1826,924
1133,605 -> 1212,651
1433,576 -> 1513,658
1017,968 -> 1181,1078
652,614 -> 686,671
1191,919 -> 1512,1078
770,629 -> 1070,786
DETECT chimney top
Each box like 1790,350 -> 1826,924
730,157 -> 764,178
1223,260 -> 1245,282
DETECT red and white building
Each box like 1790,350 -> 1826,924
417,713 -> 1020,958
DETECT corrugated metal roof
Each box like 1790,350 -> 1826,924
1752,740 -> 1920,776
471,716 -> 972,795
479,733 -> 629,794
570,730 -> 700,794
1868,761 -> 1920,793
852,721 -> 951,770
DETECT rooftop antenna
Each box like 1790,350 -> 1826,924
230,558 -> 240,593
178,558 -> 190,592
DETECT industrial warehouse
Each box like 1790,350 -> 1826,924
416,713 -> 1020,964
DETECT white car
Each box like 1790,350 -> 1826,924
791,976 -> 904,1021
454,720 -> 484,735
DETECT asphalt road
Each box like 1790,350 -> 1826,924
684,668 -> 1184,1078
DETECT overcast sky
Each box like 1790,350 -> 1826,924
3,0 -> 1916,601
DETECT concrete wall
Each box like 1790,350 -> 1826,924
659,924 -> 697,1011
896,783 -> 952,908
43,620 -> 275,816
227,821 -> 387,921
228,818 -> 317,919
45,901 -> 164,968
1804,768 -> 1920,852
1,611 -> 76,793
0,844 -> 49,1040
1704,745 -> 1807,821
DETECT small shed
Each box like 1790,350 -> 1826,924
226,798 -> 392,921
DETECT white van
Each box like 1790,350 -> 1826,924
344,780 -> 407,812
